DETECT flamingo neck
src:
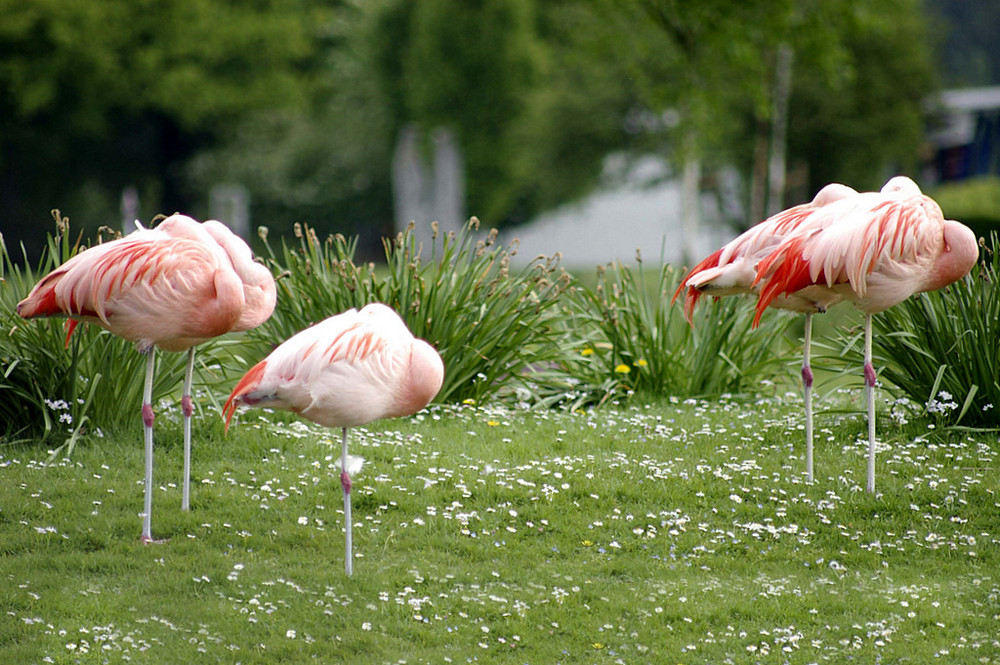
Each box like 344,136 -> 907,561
924,221 -> 978,292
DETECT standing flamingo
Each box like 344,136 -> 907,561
752,176 -> 978,493
672,182 -> 857,481
223,303 -> 444,576
17,214 -> 276,542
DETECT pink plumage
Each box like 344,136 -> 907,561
17,213 -> 276,542
748,176 -> 978,493
753,177 -> 978,323
224,303 -> 444,575
17,215 -> 275,351
672,182 -> 857,321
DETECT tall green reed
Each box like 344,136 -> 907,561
561,253 -> 795,406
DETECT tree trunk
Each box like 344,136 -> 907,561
392,124 -> 465,256
749,118 -> 769,226
766,44 -> 794,217
392,123 -> 430,233
680,132 -> 702,267
431,126 -> 464,236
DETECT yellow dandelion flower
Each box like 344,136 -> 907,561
582,540 -> 594,547
635,359 -> 648,367
614,364 -> 631,374
487,420 -> 499,427
592,642 -> 604,650
462,398 -> 476,405
581,348 -> 595,357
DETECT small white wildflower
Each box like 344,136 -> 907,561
286,630 -> 296,639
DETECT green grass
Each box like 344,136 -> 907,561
2,392 -> 998,663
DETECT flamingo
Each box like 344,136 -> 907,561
17,214 -> 276,542
672,182 -> 857,481
752,176 -> 978,493
222,303 -> 445,576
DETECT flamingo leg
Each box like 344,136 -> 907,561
340,426 -> 353,576
802,313 -> 814,483
863,313 -> 877,494
181,347 -> 195,512
141,350 -> 156,543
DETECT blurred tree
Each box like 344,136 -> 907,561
929,0 -> 1000,87
0,0 -> 330,256
372,0 -> 541,235
601,0 -> 937,232
1,0 -> 942,262
186,3 -> 396,245
784,0 -> 937,197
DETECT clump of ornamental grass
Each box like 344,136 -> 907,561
0,213 -> 221,450
253,218 -> 575,404
833,234 -> 999,427
558,252 -> 795,406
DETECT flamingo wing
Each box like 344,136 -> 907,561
671,196 -> 837,321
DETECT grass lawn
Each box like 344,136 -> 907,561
1,388 -> 998,664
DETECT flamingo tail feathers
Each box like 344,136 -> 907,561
16,273 -> 63,319
671,248 -> 725,324
63,320 -> 80,347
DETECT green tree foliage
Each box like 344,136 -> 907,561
604,0 -> 937,200
0,0 -> 330,254
1,0 -> 947,256
785,0 -> 938,193
372,0 -> 541,224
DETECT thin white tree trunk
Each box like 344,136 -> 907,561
680,134 -> 702,266
766,44 -> 794,216
392,124 -> 466,256
431,126 -> 464,236
392,123 -> 430,233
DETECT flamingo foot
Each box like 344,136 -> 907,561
140,535 -> 169,545
340,471 -> 352,495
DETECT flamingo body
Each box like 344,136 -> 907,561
224,303 -> 444,429
753,178 -> 978,322
750,176 -> 978,492
223,303 -> 444,575
17,215 -> 274,351
17,213 -> 276,539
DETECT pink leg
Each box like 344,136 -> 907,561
181,347 -> 195,512
141,351 -> 156,543
341,427 -> 353,576
864,314 -> 876,494
802,313 -> 814,483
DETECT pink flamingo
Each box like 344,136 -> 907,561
17,214 -> 276,541
672,182 -> 857,481
223,303 -> 444,576
752,176 -> 978,492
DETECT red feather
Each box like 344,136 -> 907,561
223,359 -> 268,431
